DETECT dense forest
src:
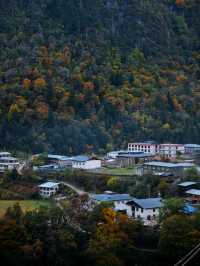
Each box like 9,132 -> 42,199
0,0 -> 200,154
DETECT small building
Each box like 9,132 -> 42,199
127,198 -> 163,226
47,154 -> 73,167
0,152 -> 11,158
107,150 -> 127,159
38,182 -> 60,198
185,189 -> 200,204
33,164 -> 59,172
72,156 -> 101,170
90,193 -> 133,215
178,181 -> 197,196
184,144 -> 200,155
0,156 -> 20,173
116,151 -> 155,168
142,161 -> 194,176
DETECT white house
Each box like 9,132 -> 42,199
127,198 -> 163,226
90,193 -> 133,215
0,154 -> 20,173
72,156 -> 101,170
38,182 -> 60,198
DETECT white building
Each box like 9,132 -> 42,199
128,143 -> 158,155
38,182 -> 60,198
159,144 -> 185,159
0,153 -> 20,173
90,193 -> 133,215
127,198 -> 163,226
184,144 -> 200,154
72,156 -> 101,170
128,143 -> 185,159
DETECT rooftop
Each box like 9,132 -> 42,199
178,181 -> 197,187
91,193 -> 133,202
186,189 -> 200,196
144,161 -> 194,168
117,152 -> 154,158
48,154 -> 73,161
38,182 -> 60,188
185,144 -> 200,148
73,155 -> 91,162
183,204 -> 198,214
128,197 -> 163,209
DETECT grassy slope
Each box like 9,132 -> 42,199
0,200 -> 51,216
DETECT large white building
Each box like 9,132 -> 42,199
72,156 -> 101,170
128,142 -> 185,159
127,198 -> 163,226
0,152 -> 20,173
38,182 -> 60,198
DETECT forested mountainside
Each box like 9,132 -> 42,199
0,0 -> 200,154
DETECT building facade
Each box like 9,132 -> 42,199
0,153 -> 20,173
72,156 -> 101,170
38,182 -> 60,198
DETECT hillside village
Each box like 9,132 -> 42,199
1,141 -> 200,227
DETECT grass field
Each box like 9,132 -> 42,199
92,167 -> 136,176
0,200 -> 51,217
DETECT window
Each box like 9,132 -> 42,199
153,208 -> 156,212
141,209 -> 144,213
147,215 -> 151,221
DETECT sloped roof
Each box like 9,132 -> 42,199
91,193 -> 133,202
178,181 -> 197,187
144,161 -> 194,168
38,182 -> 60,188
72,155 -> 90,162
128,198 -> 163,209
186,189 -> 200,196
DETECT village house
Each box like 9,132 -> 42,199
142,161 -> 194,176
185,189 -> 200,204
47,154 -> 74,167
178,181 -> 198,196
0,152 -> 20,173
38,181 -> 60,198
127,198 -> 163,226
90,193 -> 133,215
72,155 -> 101,170
116,151 -> 155,167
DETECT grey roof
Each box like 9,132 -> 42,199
91,193 -> 133,202
0,152 -> 11,155
178,182 -> 197,187
73,155 -> 90,162
117,152 -> 154,158
144,161 -> 194,168
186,189 -> 200,196
48,154 -> 73,161
38,182 -> 60,188
128,198 -> 163,209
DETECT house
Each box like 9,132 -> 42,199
72,155 -> 101,170
178,181 -> 197,196
47,154 -> 73,167
90,193 -> 133,215
33,164 -> 59,172
185,189 -> 200,204
127,198 -> 163,226
0,153 -> 20,173
107,150 -> 127,159
184,144 -> 200,155
38,182 -> 60,198
142,161 -> 194,176
128,143 -> 185,159
116,151 -> 155,168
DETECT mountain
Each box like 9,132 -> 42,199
0,0 -> 200,154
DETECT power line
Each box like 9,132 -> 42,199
174,242 -> 200,266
